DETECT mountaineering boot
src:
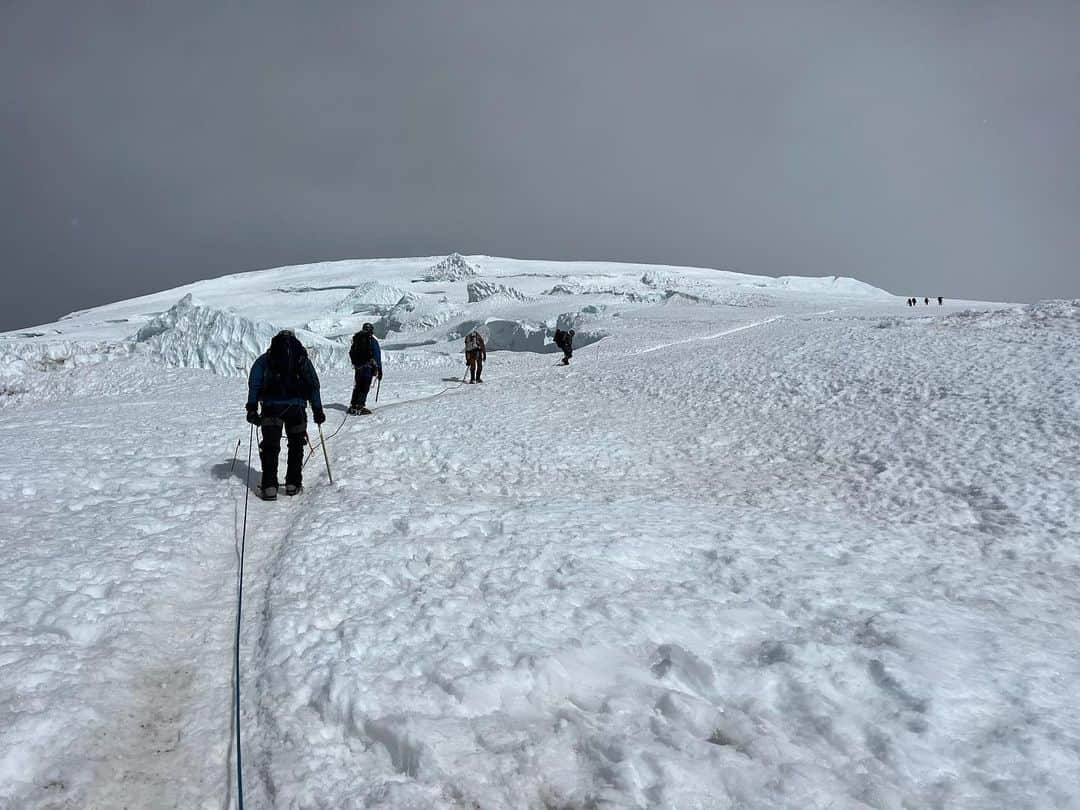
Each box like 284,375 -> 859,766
259,485 -> 278,501
476,377 -> 483,383
358,407 -> 372,415
285,484 -> 303,496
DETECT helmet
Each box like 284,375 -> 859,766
361,322 -> 374,334
568,329 -> 575,336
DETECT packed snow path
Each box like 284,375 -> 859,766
2,299 -> 1079,808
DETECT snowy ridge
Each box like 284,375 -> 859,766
131,294 -> 346,376
543,280 -> 664,303
772,274 -> 891,296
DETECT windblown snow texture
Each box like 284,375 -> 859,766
333,280 -> 408,313
1,255 -> 1076,809
466,279 -> 529,303
423,252 -> 479,282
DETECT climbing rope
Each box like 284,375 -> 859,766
232,423 -> 254,810
301,371 -> 471,470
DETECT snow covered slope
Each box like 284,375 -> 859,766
2,256 -> 1077,808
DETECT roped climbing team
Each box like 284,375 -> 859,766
245,325 -> 575,500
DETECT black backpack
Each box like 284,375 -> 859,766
262,332 -> 310,400
554,329 -> 566,349
350,332 -> 373,366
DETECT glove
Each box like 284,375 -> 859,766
245,406 -> 260,425
376,369 -> 383,381
312,408 -> 326,425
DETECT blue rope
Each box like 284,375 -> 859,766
234,424 -> 253,810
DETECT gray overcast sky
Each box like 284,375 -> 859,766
2,2 -> 1078,330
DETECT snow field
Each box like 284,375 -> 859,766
238,304 -> 1078,807
0,367 -> 248,807
0,255 -> 1076,808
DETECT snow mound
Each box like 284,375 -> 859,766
543,283 -> 579,296
641,270 -> 683,288
709,288 -> 776,308
334,281 -> 408,313
0,340 -> 136,396
131,294 -> 345,376
543,280 -> 662,303
661,291 -> 710,306
943,300 -> 1080,330
772,275 -> 890,297
466,280 -> 529,303
1025,299 -> 1080,323
377,292 -> 460,335
423,253 -> 479,282
452,318 -> 549,352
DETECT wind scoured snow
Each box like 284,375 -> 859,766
423,252 -> 479,282
333,281 -> 408,313
466,280 -> 529,303
131,293 -> 346,376
641,269 -> 682,288
452,318 -> 552,353
378,292 -> 460,335
939,299 -> 1080,330
772,274 -> 892,297
0,339 -> 136,394
0,255 -> 1076,809
544,280 -> 664,304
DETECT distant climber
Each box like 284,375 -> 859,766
464,330 -> 487,383
246,330 -> 325,500
924,297 -> 929,305
554,328 -> 575,365
938,296 -> 943,305
348,322 -> 383,415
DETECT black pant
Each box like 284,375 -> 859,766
351,366 -> 375,408
259,403 -> 307,488
466,350 -> 483,381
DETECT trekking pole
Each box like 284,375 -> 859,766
318,424 -> 333,483
229,438 -> 241,474
375,376 -> 381,403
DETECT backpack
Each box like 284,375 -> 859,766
350,332 -> 374,367
263,332 -> 310,400
554,329 -> 566,349
465,333 -> 479,352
